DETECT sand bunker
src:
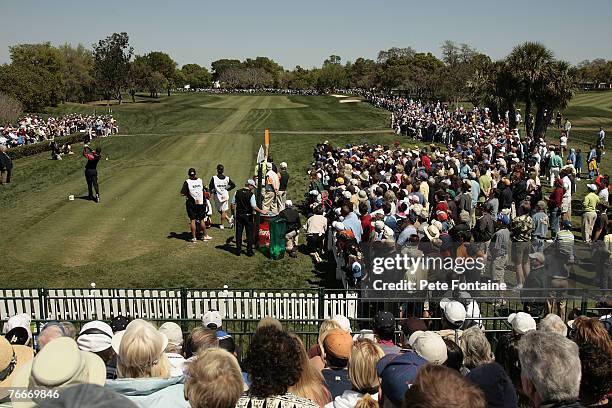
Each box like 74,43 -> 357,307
339,99 -> 361,103
331,94 -> 349,98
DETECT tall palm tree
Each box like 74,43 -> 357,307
507,42 -> 554,137
533,61 -> 576,138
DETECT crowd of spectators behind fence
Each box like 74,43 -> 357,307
302,91 -> 610,296
0,114 -> 118,149
0,306 -> 610,408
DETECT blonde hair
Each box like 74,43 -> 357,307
185,348 -> 244,408
318,319 -> 341,362
187,327 -> 219,357
355,394 -> 378,408
117,319 -> 171,379
349,338 -> 384,392
288,333 -> 331,407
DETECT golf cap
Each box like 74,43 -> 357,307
280,162 -> 287,169
587,184 -> 598,191
246,179 -> 256,187
439,298 -> 467,327
411,331 -> 448,364
285,200 -> 293,207
373,311 -> 395,330
332,314 -> 352,333
508,312 -> 536,334
202,310 -> 222,329
3,313 -> 32,344
188,168 -> 196,176
77,321 -> 113,353
109,315 -> 130,333
159,322 -> 183,347
376,352 -> 427,406
323,329 -> 352,359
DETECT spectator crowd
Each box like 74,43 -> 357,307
302,92 -> 610,296
0,306 -> 610,407
0,114 -> 119,149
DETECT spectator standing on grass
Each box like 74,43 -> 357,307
209,164 -> 236,230
263,162 -> 280,215
0,145 -> 12,185
278,161 -> 290,211
83,144 -> 102,203
597,126 -> 605,150
280,200 -> 300,258
582,184 -> 600,243
510,200 -> 534,289
560,131 -> 568,157
564,118 -> 572,139
181,168 -> 212,243
532,200 -> 550,252
231,179 -> 267,257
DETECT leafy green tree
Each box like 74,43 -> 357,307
377,47 -> 416,63
59,43 -> 95,103
211,59 -> 242,81
127,56 -> 152,102
181,63 -> 212,88
532,61 -> 575,137
346,58 -> 377,89
0,93 -> 22,122
92,32 -> 133,104
143,51 -> 177,96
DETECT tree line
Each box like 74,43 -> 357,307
0,32 -> 610,139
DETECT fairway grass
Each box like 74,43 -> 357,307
0,94 -> 391,288
2,91 -> 611,289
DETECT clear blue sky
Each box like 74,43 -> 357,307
1,0 -> 611,69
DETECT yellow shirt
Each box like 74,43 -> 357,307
583,192 -> 600,212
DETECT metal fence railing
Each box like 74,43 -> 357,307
1,287 -> 610,354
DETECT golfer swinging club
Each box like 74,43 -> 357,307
181,168 -> 212,243
83,144 -> 102,203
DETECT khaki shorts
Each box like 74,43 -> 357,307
490,254 -> 508,282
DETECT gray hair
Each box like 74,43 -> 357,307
0,145 -> 7,153
538,314 -> 568,337
518,331 -> 581,402
460,326 -> 493,369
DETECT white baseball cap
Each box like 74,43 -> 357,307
202,310 -> 222,329
77,321 -> 113,353
285,200 -> 293,207
333,314 -> 352,333
159,322 -> 183,347
411,331 -> 448,364
439,299 -> 467,327
508,312 -> 537,334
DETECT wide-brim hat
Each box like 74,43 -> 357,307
0,338 -> 34,400
11,337 -> 105,407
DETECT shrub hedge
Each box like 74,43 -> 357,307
6,132 -> 87,160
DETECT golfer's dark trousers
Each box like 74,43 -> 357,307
236,213 -> 254,255
85,169 -> 99,198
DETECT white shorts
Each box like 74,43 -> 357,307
561,197 -> 571,214
214,196 -> 229,212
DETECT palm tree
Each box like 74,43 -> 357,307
532,61 -> 576,138
507,42 -> 554,137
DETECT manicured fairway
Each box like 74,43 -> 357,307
2,91 -> 610,289
0,93 -> 392,288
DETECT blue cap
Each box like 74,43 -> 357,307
376,352 -> 427,406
